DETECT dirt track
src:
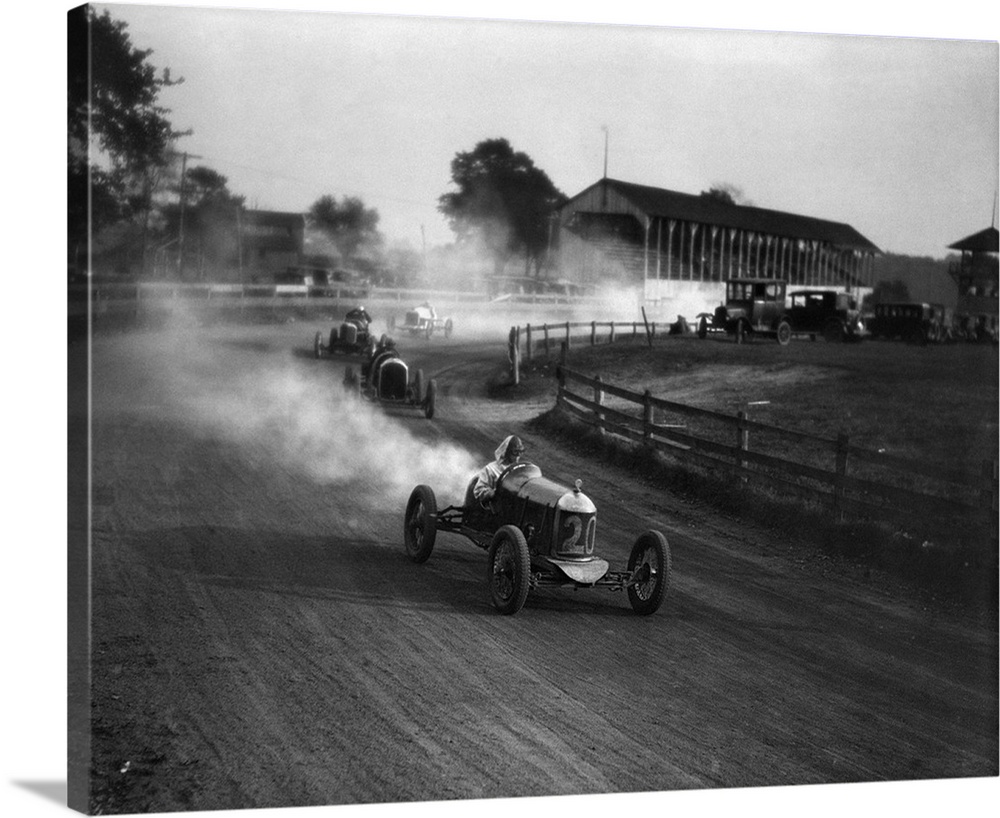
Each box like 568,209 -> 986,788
74,319 -> 998,814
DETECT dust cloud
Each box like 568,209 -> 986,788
144,306 -> 481,510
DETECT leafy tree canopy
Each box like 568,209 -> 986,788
870,278 -> 912,305
184,166 -> 246,211
307,195 -> 383,262
438,138 -> 566,275
700,183 -> 753,207
68,6 -> 187,256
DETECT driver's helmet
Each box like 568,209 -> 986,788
504,435 -> 524,462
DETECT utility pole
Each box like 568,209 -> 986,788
176,150 -> 202,279
602,125 -> 608,179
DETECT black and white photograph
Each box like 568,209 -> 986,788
7,2 -> 1000,817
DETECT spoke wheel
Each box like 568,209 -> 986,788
627,530 -> 671,615
776,320 -> 792,346
487,525 -> 530,615
403,485 -> 437,563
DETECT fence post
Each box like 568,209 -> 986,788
556,364 -> 566,406
595,375 -> 606,437
833,432 -> 850,520
525,324 -> 533,362
609,322 -> 616,344
736,410 -> 749,472
633,322 -> 637,338
559,340 -> 568,367
543,323 -> 550,357
643,390 -> 654,444
591,321 -> 597,346
508,326 -> 520,386
565,321 -> 571,351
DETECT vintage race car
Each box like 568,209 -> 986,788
403,462 -> 671,615
394,304 -> 454,339
314,308 -> 375,357
343,344 -> 437,419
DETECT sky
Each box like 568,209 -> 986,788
83,1 -> 1000,259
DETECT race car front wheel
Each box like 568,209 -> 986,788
626,530 -> 671,615
403,485 -> 437,563
487,525 -> 531,615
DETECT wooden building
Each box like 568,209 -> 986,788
556,178 -> 880,314
948,226 -> 999,337
237,210 -> 306,282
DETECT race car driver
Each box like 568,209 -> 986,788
473,434 -> 525,503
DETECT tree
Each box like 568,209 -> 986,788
160,166 -> 247,274
307,195 -> 383,263
68,6 -> 187,270
700,183 -> 753,207
866,278 -> 912,310
438,138 -> 566,277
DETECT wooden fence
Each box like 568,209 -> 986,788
516,318 -> 662,362
554,364 -> 998,544
68,282 -> 608,319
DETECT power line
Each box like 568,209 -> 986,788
188,153 -> 441,210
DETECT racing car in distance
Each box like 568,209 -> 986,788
403,462 -> 671,615
343,340 -> 437,419
391,303 -> 454,339
314,306 -> 376,358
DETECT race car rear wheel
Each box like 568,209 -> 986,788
423,379 -> 437,419
487,525 -> 531,615
403,485 -> 437,563
314,331 -> 323,358
626,530 -> 671,615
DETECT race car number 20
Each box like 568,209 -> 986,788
558,514 -> 596,555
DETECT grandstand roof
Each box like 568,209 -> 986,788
947,226 -> 999,253
575,178 -> 881,252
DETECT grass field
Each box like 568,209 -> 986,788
504,332 -> 998,611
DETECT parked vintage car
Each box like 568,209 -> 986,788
867,302 -> 940,344
343,340 -> 436,419
785,289 -> 865,341
403,462 -> 671,615
314,306 -> 375,357
392,303 -> 454,339
697,278 -> 792,344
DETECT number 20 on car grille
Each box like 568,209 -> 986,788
555,512 -> 596,556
